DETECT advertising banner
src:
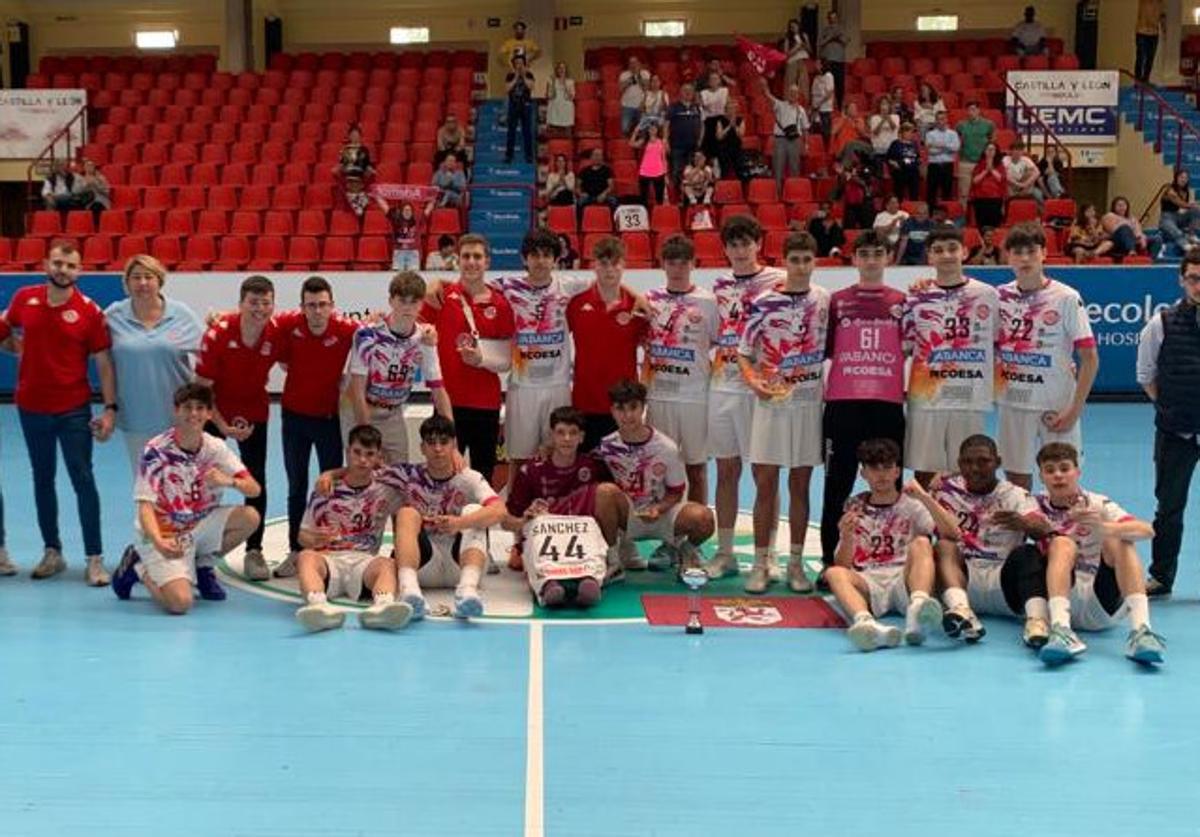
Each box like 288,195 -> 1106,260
1005,70 -> 1119,144
0,89 -> 87,158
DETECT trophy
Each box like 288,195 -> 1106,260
680,567 -> 709,635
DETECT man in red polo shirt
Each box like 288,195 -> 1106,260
273,275 -> 360,578
567,236 -> 649,451
194,274 -> 279,584
420,233 -> 515,485
0,239 -> 117,584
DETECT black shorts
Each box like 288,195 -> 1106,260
417,530 -> 462,567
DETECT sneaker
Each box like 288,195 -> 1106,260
786,558 -> 814,594
0,548 -> 17,577
847,618 -> 903,652
1022,616 -> 1050,649
453,591 -> 484,619
942,606 -> 987,643
242,548 -> 269,581
675,541 -> 703,575
575,577 -> 602,608
1125,625 -> 1167,665
904,596 -> 944,646
620,539 -> 647,571
539,581 -> 567,608
402,591 -> 427,621
31,548 -> 66,580
359,599 -> 414,631
1039,624 -> 1087,666
111,545 -> 141,600
84,557 -> 109,587
296,602 -> 345,632
195,566 -> 227,601
702,551 -> 739,580
604,561 -> 626,586
273,551 -> 298,578
647,542 -> 678,572
744,562 -> 774,594
1145,578 -> 1172,599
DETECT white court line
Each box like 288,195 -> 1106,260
524,621 -> 545,837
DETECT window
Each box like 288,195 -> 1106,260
390,27 -> 430,45
642,20 -> 686,38
916,15 -> 958,32
1193,6 -> 1200,24
135,30 -> 178,50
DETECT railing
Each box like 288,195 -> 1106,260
1002,76 -> 1073,193
1120,70 -> 1200,223
24,105 -> 88,228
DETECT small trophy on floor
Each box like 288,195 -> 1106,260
681,567 -> 708,635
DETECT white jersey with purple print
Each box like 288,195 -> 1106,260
933,475 -> 1039,562
1036,490 -> 1133,574
489,273 -> 590,388
301,478 -> 401,554
904,278 -> 998,411
643,285 -> 720,404
135,429 -> 248,536
842,493 -> 935,570
349,323 -> 442,409
711,267 -> 785,394
378,463 -> 500,517
738,283 -> 831,404
597,428 -> 687,512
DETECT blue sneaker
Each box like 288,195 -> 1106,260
111,545 -> 141,600
1039,625 -> 1087,666
453,591 -> 484,619
196,566 -> 226,601
402,591 -> 427,621
647,542 -> 678,572
1125,626 -> 1166,666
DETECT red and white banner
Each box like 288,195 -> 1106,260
641,594 -> 847,629
735,36 -> 787,77
0,89 -> 87,159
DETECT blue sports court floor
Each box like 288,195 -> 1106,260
2,402 -> 1198,836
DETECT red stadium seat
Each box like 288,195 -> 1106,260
692,231 -> 725,267
81,236 -> 114,269
285,236 -> 320,269
320,236 -> 355,269
28,211 -> 62,238
150,235 -> 182,268
1004,198 -> 1040,225
714,180 -> 745,204
214,236 -> 251,269
249,236 -> 286,270
581,205 -> 613,233
355,236 -> 392,268
547,205 -> 576,233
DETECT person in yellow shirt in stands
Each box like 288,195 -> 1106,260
1135,0 -> 1165,82
500,20 -> 540,67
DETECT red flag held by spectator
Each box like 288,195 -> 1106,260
735,35 -> 787,77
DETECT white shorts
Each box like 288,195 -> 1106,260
505,383 -> 571,460
749,398 -> 823,468
625,502 -> 683,544
138,507 -> 236,588
707,389 -> 753,460
862,564 -> 909,617
905,406 -> 987,473
647,399 -> 708,466
1071,572 -> 1127,632
997,406 -> 1083,476
322,550 -> 383,601
965,559 -> 1017,616
340,401 -> 411,463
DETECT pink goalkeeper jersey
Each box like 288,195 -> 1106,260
824,284 -> 906,403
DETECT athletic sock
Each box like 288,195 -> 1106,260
789,544 -> 804,561
306,591 -> 327,605
457,564 -> 483,596
942,586 -> 969,612
906,591 -> 929,633
372,591 -> 395,606
852,611 -> 872,625
1125,593 -> 1150,631
1048,595 -> 1071,629
718,528 -> 734,555
1025,596 -> 1049,621
399,567 -> 420,595
753,547 -> 772,567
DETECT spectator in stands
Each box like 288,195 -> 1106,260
762,77 -> 809,194
1158,169 -> 1200,254
968,227 -> 1002,264
678,48 -> 705,86
810,60 -> 836,143
334,125 -> 383,217
873,194 -> 909,249
666,82 -> 704,188
868,97 -> 900,168
913,83 -> 947,139
430,153 -> 467,210
704,58 -> 737,89
682,150 -> 716,206
388,202 -> 421,269
619,56 -> 651,137
639,75 -> 669,130
818,9 -> 848,106
1065,203 -> 1115,263
1103,196 -> 1156,258
1004,140 -> 1043,209
425,234 -> 460,270
886,122 -> 921,201
1035,151 -> 1068,199
969,141 -> 1007,228
838,151 -> 876,230
780,18 -> 812,94
505,55 -> 536,165
544,153 -> 577,206
556,234 -> 581,269
1011,6 -> 1048,56
578,148 -> 618,214
546,61 -> 576,137
700,71 -> 730,167
713,100 -> 747,181
74,158 -> 111,218
41,159 -> 76,210
500,19 -> 540,66
925,110 -> 960,209
889,86 -> 914,125
631,122 -> 668,206
831,100 -> 871,166
956,101 -> 995,201
1135,0 -> 1166,82
896,202 -> 933,265
435,114 -> 467,166
805,201 -> 845,258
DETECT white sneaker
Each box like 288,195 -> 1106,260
744,562 -> 774,594
85,556 -> 110,587
31,548 -> 66,580
847,618 -> 902,652
359,599 -> 414,631
620,539 -> 647,571
273,551 -> 298,578
0,548 -> 17,576
904,596 -> 944,646
453,591 -> 484,619
786,558 -> 813,593
242,549 -> 269,581
296,602 -> 346,632
1039,624 -> 1087,666
402,591 -> 428,620
702,551 -> 739,580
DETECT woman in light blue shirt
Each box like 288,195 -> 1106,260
104,255 -> 204,473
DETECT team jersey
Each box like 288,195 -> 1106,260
1036,490 -> 1134,574
904,278 -> 999,411
195,313 -> 280,424
508,453 -> 612,517
824,284 -> 907,403
596,428 -> 687,512
134,429 -> 249,537
377,463 -> 500,518
643,285 -> 720,404
300,477 -> 400,555
933,475 -> 1040,562
995,279 -> 1096,412
490,273 -> 589,388
348,322 -> 442,409
738,283 -> 830,404
841,492 -> 935,570
711,267 -> 785,393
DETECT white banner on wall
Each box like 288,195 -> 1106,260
1005,70 -> 1119,145
0,89 -> 87,159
